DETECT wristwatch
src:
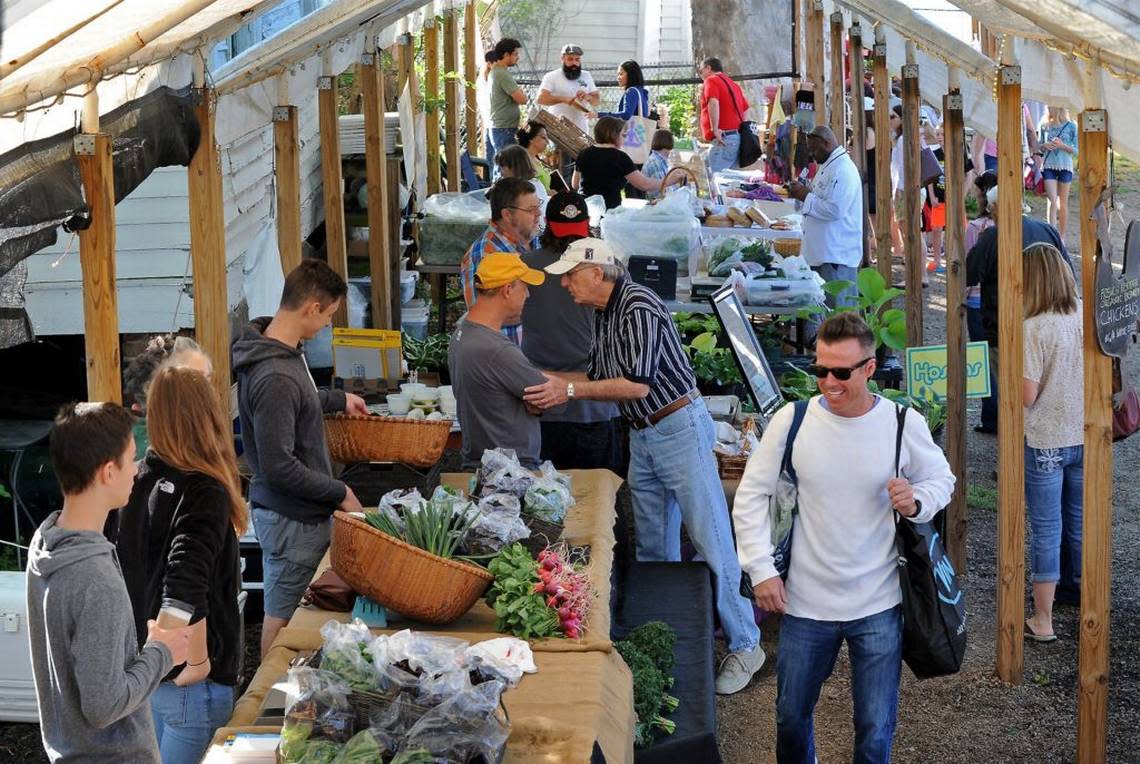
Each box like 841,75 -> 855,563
566,382 -> 576,400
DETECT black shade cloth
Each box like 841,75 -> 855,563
612,561 -> 722,764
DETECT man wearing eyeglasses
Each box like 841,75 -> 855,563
733,312 -> 954,763
524,237 -> 765,696
460,177 -> 543,346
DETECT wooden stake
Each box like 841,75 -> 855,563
828,12 -> 845,143
995,62 -> 1025,685
901,48 -> 923,347
443,12 -> 461,191
75,133 -> 121,404
849,21 -> 868,266
464,1 -> 478,157
424,20 -> 441,196
943,80 -> 968,571
362,52 -> 393,329
1076,107 -> 1111,764
872,28 -> 893,286
807,1 -> 826,126
319,74 -> 349,328
187,89 -> 232,408
273,105 -> 302,275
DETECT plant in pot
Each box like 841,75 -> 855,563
873,383 -> 948,443
684,331 -> 743,396
403,332 -> 451,384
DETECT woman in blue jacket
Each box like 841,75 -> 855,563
599,60 -> 651,198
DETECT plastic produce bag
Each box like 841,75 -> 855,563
465,637 -> 537,687
522,463 -> 574,523
420,191 -> 492,266
428,485 -> 471,518
376,488 -> 426,533
465,493 -> 530,556
386,629 -> 470,677
475,448 -> 535,498
332,727 -> 400,763
422,191 -> 491,222
318,620 -> 379,692
600,188 -> 701,270
398,680 -> 511,764
280,668 -> 355,762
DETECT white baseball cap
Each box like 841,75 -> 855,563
544,237 -> 619,275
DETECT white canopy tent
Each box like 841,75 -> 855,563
820,0 -> 1140,165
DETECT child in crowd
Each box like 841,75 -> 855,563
642,129 -> 674,200
116,365 -> 247,764
27,402 -> 190,763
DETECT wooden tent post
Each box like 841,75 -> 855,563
849,21 -> 868,265
464,1 -> 478,157
76,129 -> 122,404
273,98 -> 302,276
828,12 -> 845,143
943,67 -> 968,571
397,34 -> 414,94
386,147 -> 404,329
872,26 -> 892,285
995,60 -> 1025,685
187,88 -> 231,408
424,19 -> 441,195
443,11 -> 460,191
319,64 -> 350,328
901,43 -> 923,347
1076,106 -> 1112,763
362,48 -> 393,330
807,1 -> 825,126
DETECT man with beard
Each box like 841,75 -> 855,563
538,44 -> 599,177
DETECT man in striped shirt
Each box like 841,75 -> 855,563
524,238 -> 765,695
460,177 -> 542,345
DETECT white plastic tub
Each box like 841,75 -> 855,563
401,300 -> 430,340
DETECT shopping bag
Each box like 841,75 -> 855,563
892,405 -> 967,679
620,92 -> 654,165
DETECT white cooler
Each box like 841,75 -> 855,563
0,571 -> 38,722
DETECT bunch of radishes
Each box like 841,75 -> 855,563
533,544 -> 594,639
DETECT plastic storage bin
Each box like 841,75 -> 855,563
401,299 -> 430,340
0,572 -> 38,721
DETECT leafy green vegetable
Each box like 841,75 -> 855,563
332,729 -> 397,763
279,720 -> 314,761
740,240 -> 774,268
622,621 -> 677,676
291,739 -> 342,764
364,496 -> 478,559
403,332 -> 450,373
390,750 -> 434,764
319,642 -> 375,692
615,641 -> 678,747
485,544 -> 561,639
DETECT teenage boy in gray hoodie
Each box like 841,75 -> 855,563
26,402 -> 190,763
232,259 -> 368,657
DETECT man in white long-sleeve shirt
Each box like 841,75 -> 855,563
787,125 -> 863,309
734,313 -> 954,763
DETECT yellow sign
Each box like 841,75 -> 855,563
905,342 -> 991,399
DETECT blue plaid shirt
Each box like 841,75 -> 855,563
460,221 -> 539,346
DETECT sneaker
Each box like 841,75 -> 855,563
715,644 -> 766,695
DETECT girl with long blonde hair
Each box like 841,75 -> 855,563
1021,243 -> 1083,643
116,363 -> 246,763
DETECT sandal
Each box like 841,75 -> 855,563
1025,620 -> 1057,643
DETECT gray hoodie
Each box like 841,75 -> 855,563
232,317 -> 348,523
26,511 -> 173,763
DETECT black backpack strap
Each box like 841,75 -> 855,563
894,404 -> 907,478
782,400 -> 811,484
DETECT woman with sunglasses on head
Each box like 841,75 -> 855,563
116,364 -> 246,763
1021,243 -> 1084,643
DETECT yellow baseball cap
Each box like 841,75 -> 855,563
475,252 -> 546,290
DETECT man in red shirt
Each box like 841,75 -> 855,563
698,57 -> 749,173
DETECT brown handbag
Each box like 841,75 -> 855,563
300,569 -> 356,611
1112,358 -> 1139,442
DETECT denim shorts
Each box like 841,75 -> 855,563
252,507 -> 331,619
1042,167 -> 1073,183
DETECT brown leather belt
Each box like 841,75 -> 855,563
629,392 -> 697,430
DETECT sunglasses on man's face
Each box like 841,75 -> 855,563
807,357 -> 874,381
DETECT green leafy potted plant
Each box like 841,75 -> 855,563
684,331 -> 743,396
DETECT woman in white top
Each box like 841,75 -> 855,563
1022,242 -> 1084,642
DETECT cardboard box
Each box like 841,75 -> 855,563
332,328 -> 402,386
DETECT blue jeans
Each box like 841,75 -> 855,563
484,129 -> 497,175
776,606 -> 903,764
1024,444 -> 1084,583
151,680 -> 234,764
707,131 -> 741,174
628,397 -> 760,653
489,127 -> 517,179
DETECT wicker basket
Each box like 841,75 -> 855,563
532,110 -> 593,159
324,414 -> 451,467
773,238 -> 802,257
331,511 -> 493,624
715,417 -> 757,480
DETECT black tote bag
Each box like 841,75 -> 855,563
892,405 -> 968,679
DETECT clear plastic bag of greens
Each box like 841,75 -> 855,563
376,488 -> 426,532
280,668 -> 355,762
476,448 -> 535,498
523,464 -> 574,523
386,629 -> 470,677
398,680 -> 511,763
331,726 -> 400,763
318,620 -> 379,692
464,493 -> 530,556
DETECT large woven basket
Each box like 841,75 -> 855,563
330,511 -> 493,624
715,450 -> 749,480
773,238 -> 802,257
324,414 -> 451,467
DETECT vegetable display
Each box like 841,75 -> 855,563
485,542 -> 595,640
615,622 -> 680,748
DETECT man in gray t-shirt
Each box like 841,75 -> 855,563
449,252 -> 551,468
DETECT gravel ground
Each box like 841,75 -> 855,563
717,158 -> 1140,763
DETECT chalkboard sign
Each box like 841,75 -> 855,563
1094,213 -> 1140,358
